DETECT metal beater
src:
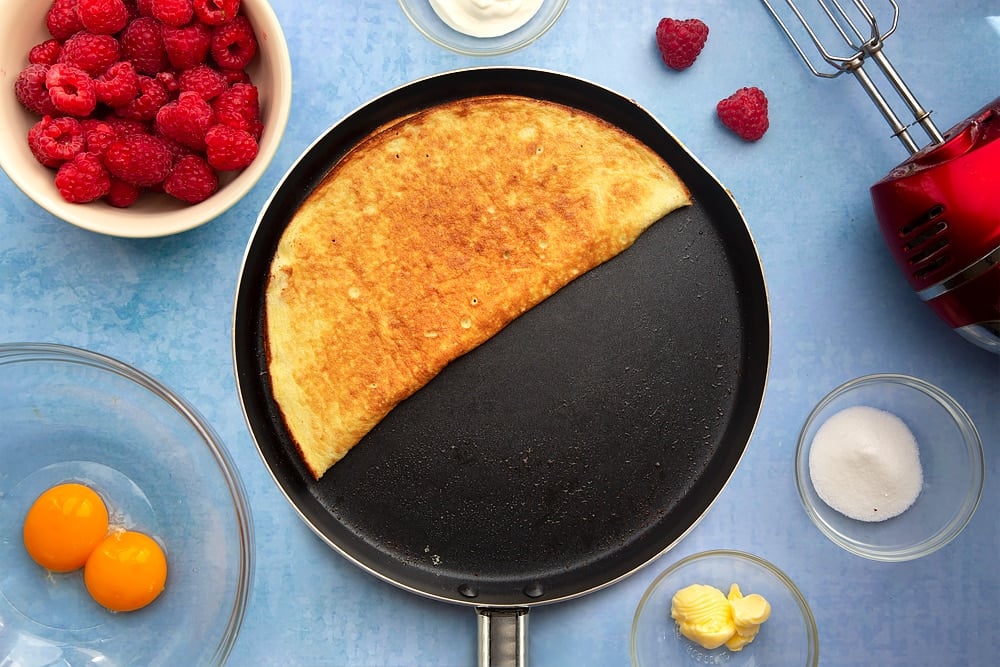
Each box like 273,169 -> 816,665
761,0 -> 1000,353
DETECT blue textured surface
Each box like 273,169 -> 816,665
1,2 -> 998,665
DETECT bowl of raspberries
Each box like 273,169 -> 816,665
0,0 -> 292,237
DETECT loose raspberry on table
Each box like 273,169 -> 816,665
162,22 -> 213,70
155,91 -> 215,150
46,0 -> 85,40
105,178 -> 142,207
164,154 -> 218,203
103,132 -> 174,186
210,15 -> 257,70
15,64 -> 58,116
116,75 -> 169,120
212,82 -> 261,138
28,116 -> 86,168
29,39 -> 63,66
46,63 -> 98,117
78,0 -> 130,35
55,152 -> 112,203
178,64 -> 228,100
58,32 -> 121,76
95,61 -> 140,108
151,0 -> 194,27
655,18 -> 709,71
716,87 -> 770,141
120,16 -> 168,74
204,123 -> 257,170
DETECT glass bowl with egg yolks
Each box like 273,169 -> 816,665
0,343 -> 253,666
398,0 -> 569,56
631,550 -> 819,667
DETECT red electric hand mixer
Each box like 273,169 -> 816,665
761,0 -> 1000,353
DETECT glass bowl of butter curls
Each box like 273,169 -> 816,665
398,0 -> 569,56
631,550 -> 819,667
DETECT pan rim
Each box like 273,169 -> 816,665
232,65 -> 772,609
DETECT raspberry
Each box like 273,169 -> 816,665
156,70 -> 181,94
103,132 -> 173,186
95,61 -> 140,108
151,0 -> 194,27
212,82 -> 261,138
116,75 -> 168,120
81,119 -> 118,155
106,178 -> 142,207
29,40 -> 63,66
102,115 -> 151,136
46,63 -> 98,117
58,32 -> 121,76
162,22 -> 212,70
158,134 -> 196,162
21,0 -> 264,210
210,15 -> 257,70
121,17 -> 168,74
204,123 -> 256,170
155,91 -> 215,150
46,0 -> 85,40
78,0 -> 130,35
655,18 -> 709,71
28,116 -> 85,167
219,68 -> 249,85
193,0 -> 240,26
164,154 -> 218,203
15,64 -> 58,116
178,63 -> 227,100
716,87 -> 770,141
55,152 -> 112,203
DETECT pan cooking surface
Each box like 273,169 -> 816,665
234,68 -> 769,607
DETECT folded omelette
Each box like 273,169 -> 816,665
265,95 -> 691,479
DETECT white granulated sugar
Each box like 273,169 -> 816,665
808,405 -> 923,522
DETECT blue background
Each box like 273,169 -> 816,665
1,1 -> 997,665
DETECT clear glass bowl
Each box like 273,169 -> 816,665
398,0 -> 568,56
632,550 -> 819,666
0,343 -> 253,666
795,374 -> 984,562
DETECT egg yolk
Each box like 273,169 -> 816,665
23,483 -> 110,572
84,530 -> 168,612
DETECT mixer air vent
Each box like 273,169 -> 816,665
900,205 -> 952,279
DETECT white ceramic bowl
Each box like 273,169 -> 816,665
0,343 -> 254,665
398,0 -> 568,56
632,550 -> 819,666
0,0 -> 292,238
796,374 -> 984,561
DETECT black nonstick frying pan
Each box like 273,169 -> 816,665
233,67 -> 770,666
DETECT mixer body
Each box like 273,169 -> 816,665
870,97 -> 1000,353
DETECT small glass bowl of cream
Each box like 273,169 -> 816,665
795,374 -> 984,562
398,0 -> 569,56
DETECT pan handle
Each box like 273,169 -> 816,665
477,607 -> 529,667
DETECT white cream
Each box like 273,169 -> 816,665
429,0 -> 545,38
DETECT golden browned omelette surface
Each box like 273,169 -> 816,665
265,95 -> 692,479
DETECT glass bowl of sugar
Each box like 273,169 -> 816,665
795,374 -> 984,561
